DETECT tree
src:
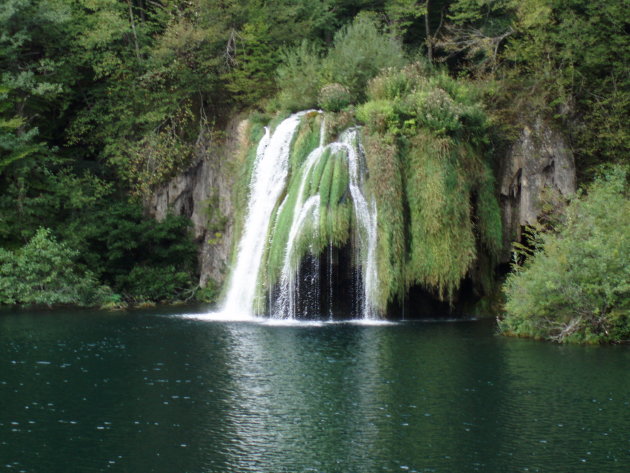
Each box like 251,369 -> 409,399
0,228 -> 109,306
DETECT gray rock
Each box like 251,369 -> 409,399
499,117 -> 576,261
145,116 -> 250,287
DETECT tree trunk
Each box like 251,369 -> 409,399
425,0 -> 433,62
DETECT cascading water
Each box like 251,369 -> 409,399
221,111 -> 379,320
222,112 -> 307,316
274,195 -> 320,319
342,129 -> 378,320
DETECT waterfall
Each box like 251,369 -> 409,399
342,129 -> 378,320
221,112 -> 379,320
274,195 -> 320,319
222,112 -> 307,316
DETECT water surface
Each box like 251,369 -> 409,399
1,308 -> 628,472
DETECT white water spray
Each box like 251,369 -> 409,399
222,112 -> 307,316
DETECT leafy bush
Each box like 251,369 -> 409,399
323,14 -> 407,101
64,202 -> 197,304
0,228 -> 110,307
116,265 -> 192,303
500,166 -> 630,343
318,83 -> 351,112
276,40 -> 324,111
355,100 -> 397,134
366,65 -> 422,101
195,279 -> 220,303
276,15 -> 406,110
358,65 -> 489,143
413,87 -> 463,134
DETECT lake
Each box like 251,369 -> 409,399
1,307 -> 628,472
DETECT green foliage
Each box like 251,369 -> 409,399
324,14 -> 407,101
444,0 -> 629,174
195,279 -> 220,303
64,202 -> 197,303
475,164 -> 503,259
500,166 -> 630,343
439,0 -> 514,72
358,64 -> 501,306
356,100 -> 397,134
358,64 -> 489,144
276,15 -> 407,110
385,0 -> 427,39
363,132 -> 405,311
318,84 -> 352,112
223,18 -> 278,105
0,166 -> 112,247
276,40 -> 324,111
122,103 -> 196,197
404,132 -> 477,301
0,228 -> 109,306
116,265 -> 192,303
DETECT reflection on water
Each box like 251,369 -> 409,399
0,308 -> 629,472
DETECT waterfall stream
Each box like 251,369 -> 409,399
222,112 -> 307,316
221,112 -> 378,320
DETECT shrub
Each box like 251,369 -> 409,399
64,202 -> 197,304
195,279 -> 220,303
413,87 -> 463,135
366,62 -> 431,102
355,100 -> 397,134
323,14 -> 407,101
276,14 -> 407,110
0,228 -> 110,307
500,166 -> 630,343
318,83 -> 351,112
276,40 -> 324,111
117,265 -> 192,302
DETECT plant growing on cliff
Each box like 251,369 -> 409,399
499,166 -> 630,343
276,15 -> 406,111
359,64 -> 502,309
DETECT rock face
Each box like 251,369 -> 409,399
145,116 -> 249,287
499,117 -> 576,261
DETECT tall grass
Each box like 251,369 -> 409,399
359,64 -> 502,305
363,131 -> 405,312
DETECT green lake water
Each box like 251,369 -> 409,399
1,307 -> 628,472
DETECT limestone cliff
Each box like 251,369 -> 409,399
145,116 -> 249,288
498,117 -> 577,261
